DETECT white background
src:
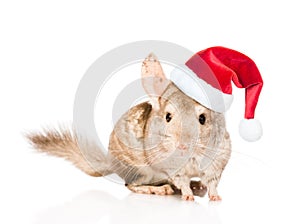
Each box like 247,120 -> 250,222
1,1 -> 300,224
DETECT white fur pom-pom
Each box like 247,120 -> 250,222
239,119 -> 263,142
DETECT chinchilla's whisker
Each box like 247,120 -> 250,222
231,150 -> 266,165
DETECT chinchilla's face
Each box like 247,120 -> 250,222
166,84 -> 214,148
141,54 -> 226,162
145,83 -> 222,156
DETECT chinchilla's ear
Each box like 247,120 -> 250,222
141,53 -> 170,110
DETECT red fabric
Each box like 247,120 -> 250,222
185,47 -> 263,119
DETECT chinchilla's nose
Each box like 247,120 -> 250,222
177,143 -> 188,150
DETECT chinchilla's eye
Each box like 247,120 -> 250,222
166,112 -> 172,122
199,114 -> 206,125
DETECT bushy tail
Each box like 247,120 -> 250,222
26,127 -> 111,177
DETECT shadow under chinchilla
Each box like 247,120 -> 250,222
34,190 -> 222,224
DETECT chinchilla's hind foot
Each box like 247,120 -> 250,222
126,184 -> 174,195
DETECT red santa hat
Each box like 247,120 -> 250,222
170,46 -> 263,142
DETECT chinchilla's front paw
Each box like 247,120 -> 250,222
209,195 -> 222,201
182,194 -> 195,201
